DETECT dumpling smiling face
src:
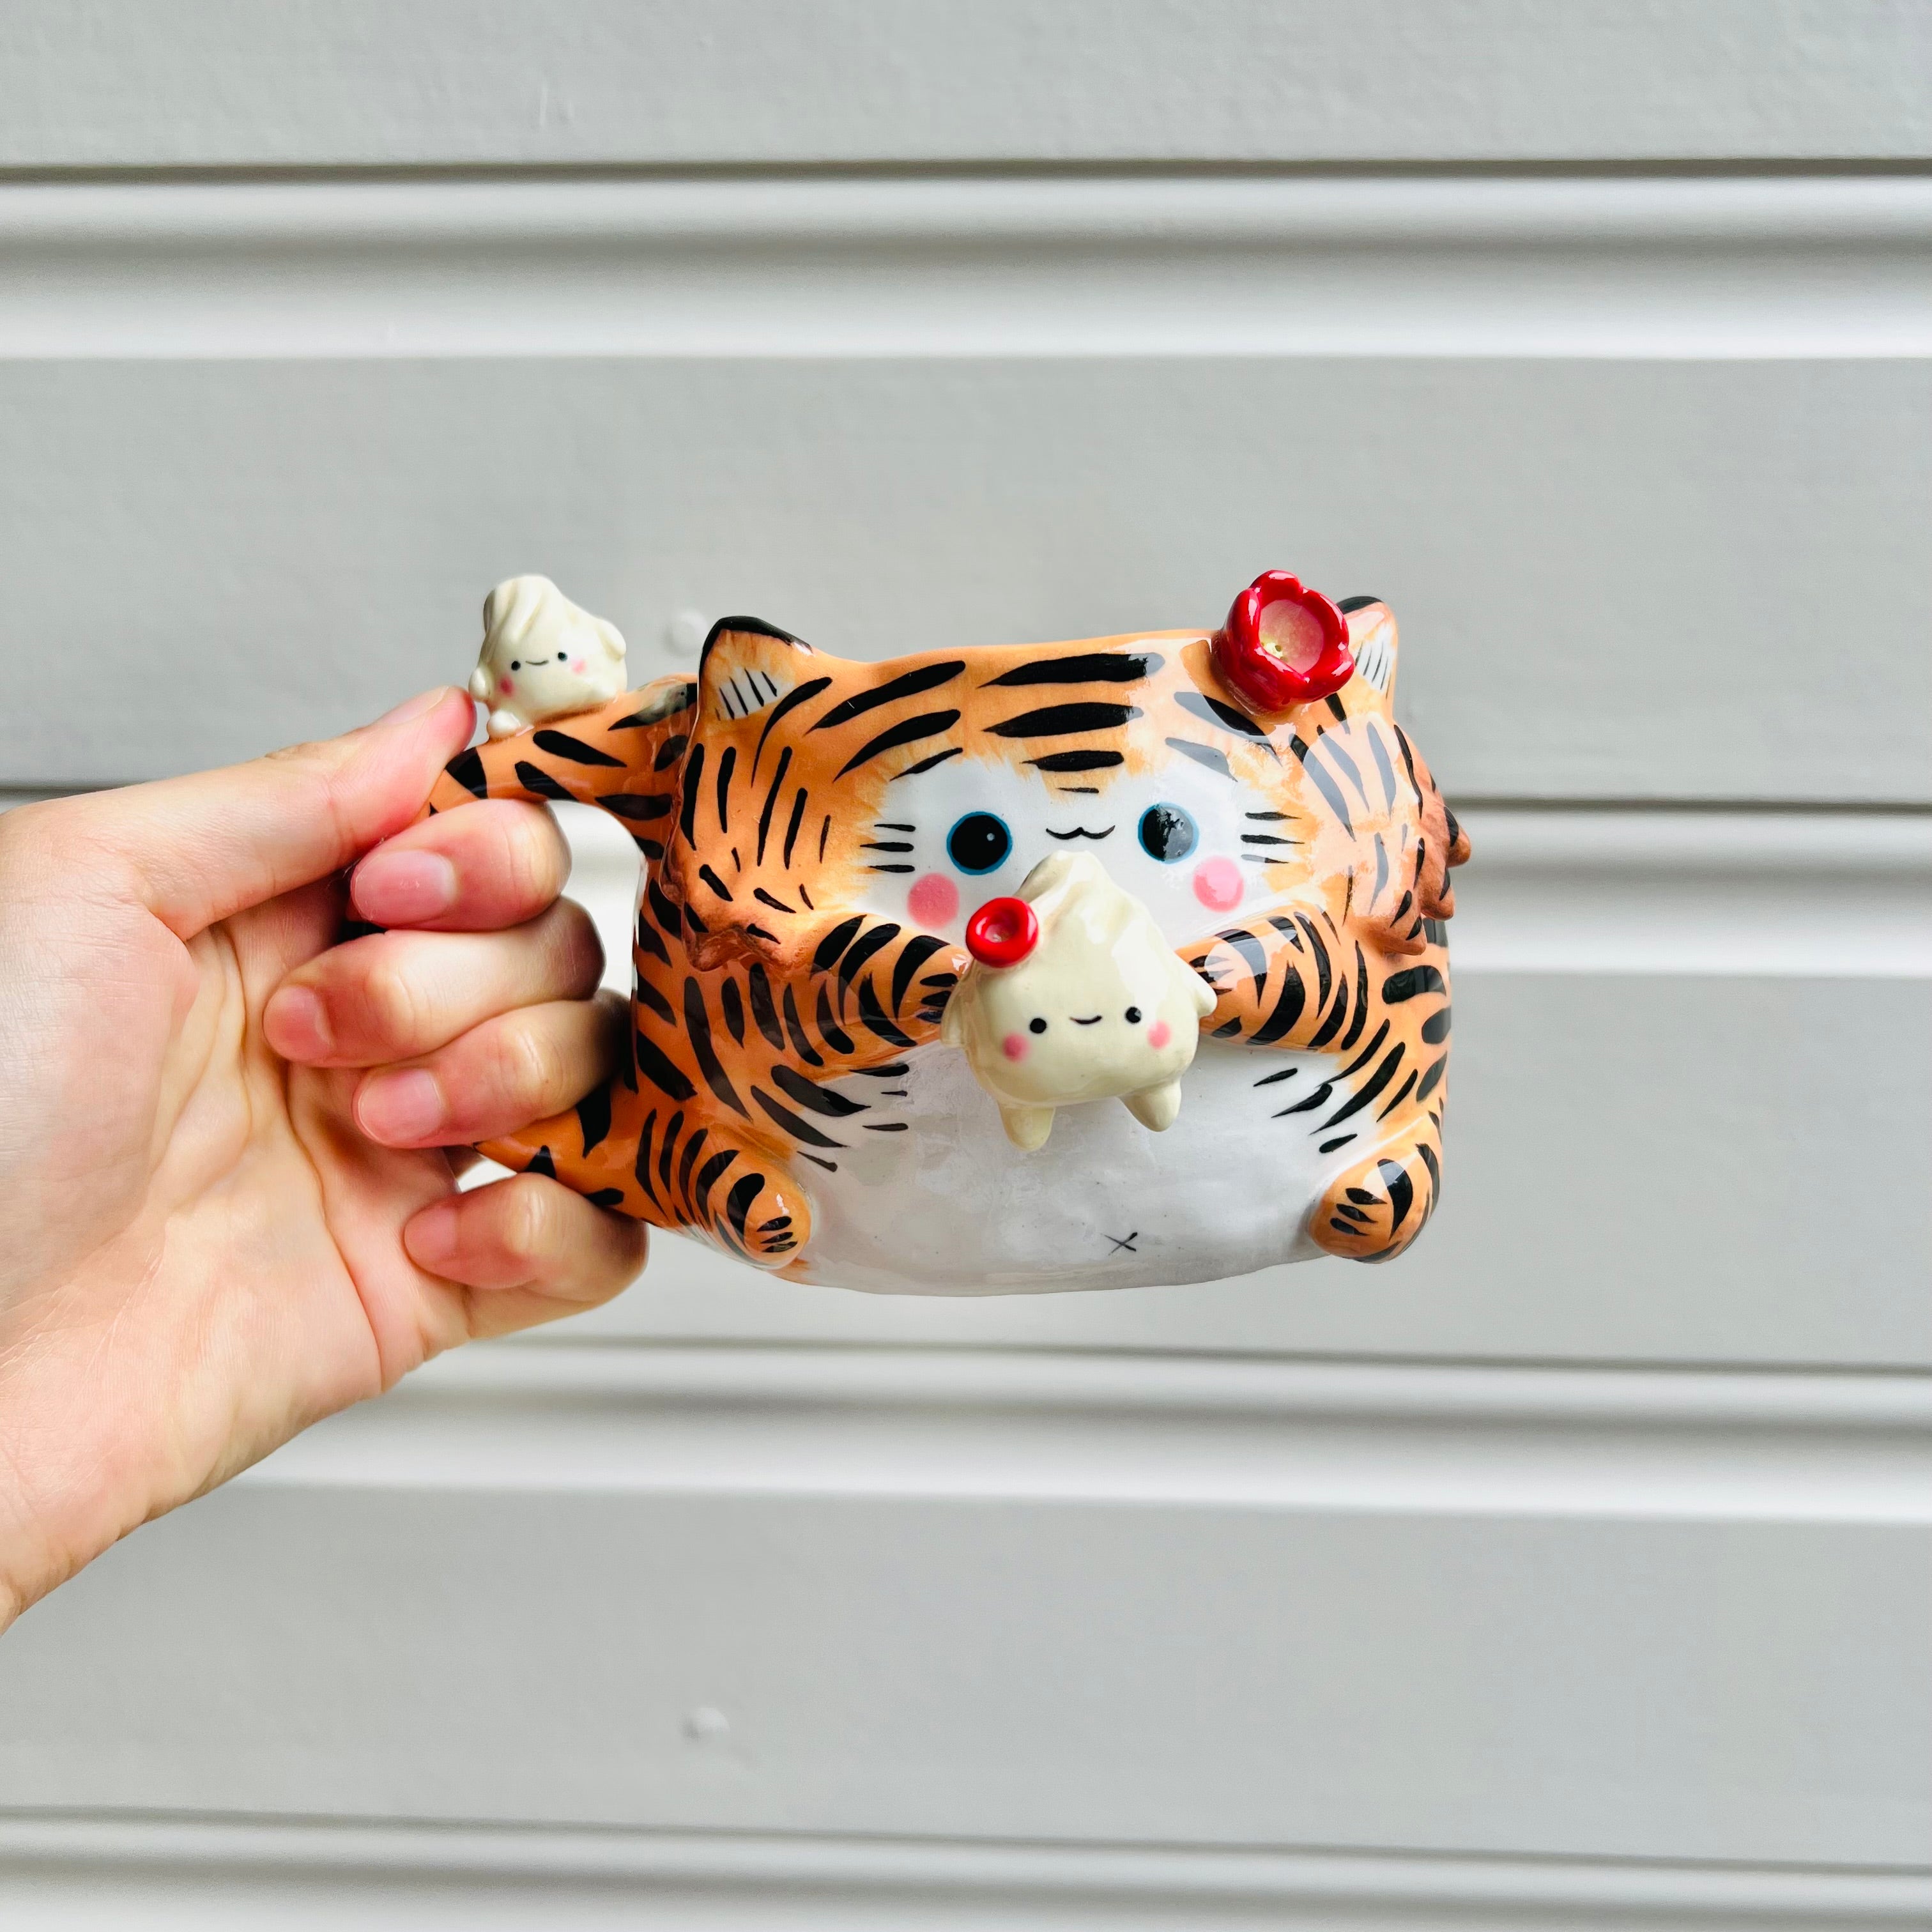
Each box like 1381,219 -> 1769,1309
470,574 -> 629,740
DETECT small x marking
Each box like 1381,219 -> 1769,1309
1107,1231 -> 1140,1254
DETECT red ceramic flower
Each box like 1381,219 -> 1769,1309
965,896 -> 1039,969
1213,572 -> 1354,716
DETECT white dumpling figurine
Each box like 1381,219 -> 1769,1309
941,852 -> 1218,1151
470,574 -> 628,740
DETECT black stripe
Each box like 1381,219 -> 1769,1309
753,887 -> 796,914
1393,723 -> 1423,799
724,1172 -> 765,1248
1418,1141 -> 1441,1198
1163,737 -> 1233,779
988,702 -> 1140,739
755,744 -> 792,862
1383,965 -> 1446,1002
751,1085 -> 847,1149
514,760 -> 576,803
629,834 -> 665,861
1422,1006 -> 1451,1045
1250,963 -> 1307,1046
856,976 -> 916,1048
983,652 -> 1162,687
1296,914 -> 1333,1020
1338,1018 -> 1392,1081
1319,1135 -> 1356,1154
1176,689 -> 1271,742
698,864 -> 733,901
1377,1067 -> 1420,1120
1275,1080 -> 1333,1116
1379,1158 -> 1414,1234
634,1030 -> 696,1103
654,732 -> 689,772
445,747 -> 487,799
599,792 -> 671,821
1337,946 -> 1370,1052
678,743 -> 705,844
657,1110 -> 683,1191
772,1064 -> 869,1117
782,787 -> 808,866
714,744 -> 735,832
1366,721 -> 1400,806
894,747 -> 964,779
611,689 -> 694,729
835,711 -> 961,780
811,662 -> 965,733
892,934 -> 951,1013
816,985 -> 855,1055
693,1147 -> 739,1211
635,976 -> 674,1025
1218,927 -> 1268,998
1321,1043 -> 1406,1129
1338,595 -> 1383,614
633,907 -> 670,967
1416,1056 -> 1446,1101
647,878 -> 682,937
837,923 -> 900,1008
719,977 -> 746,1045
747,963 -> 786,1049
1289,734 -> 1354,835
525,1146 -> 556,1179
633,1109 -> 660,1205
813,914 -> 866,973
575,1080 -> 612,1156
532,729 -> 624,769
677,1124 -> 710,1205
783,985 -> 824,1066
1324,694 -> 1349,725
684,977 -> 749,1118
752,675 -> 833,777
1027,750 -> 1124,772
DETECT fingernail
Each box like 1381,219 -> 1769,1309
374,686 -> 456,728
404,1199 -> 460,1271
351,850 -> 457,926
264,985 -> 333,1060
357,1068 -> 447,1144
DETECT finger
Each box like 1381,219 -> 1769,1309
353,990 -> 627,1147
67,687 -> 478,941
264,897 -> 602,1068
348,798 -> 571,933
404,1174 -> 647,1336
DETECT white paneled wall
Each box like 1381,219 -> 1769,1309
2,5 -> 1929,1926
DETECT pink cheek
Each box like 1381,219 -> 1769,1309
1002,1033 -> 1028,1062
569,657 -> 585,675
1147,1020 -> 1172,1049
907,872 -> 960,928
1192,856 -> 1244,912
498,677 -> 514,696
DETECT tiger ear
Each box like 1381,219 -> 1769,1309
1337,596 -> 1399,705
696,615 -> 822,730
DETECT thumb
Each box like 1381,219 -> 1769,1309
77,687 -> 477,940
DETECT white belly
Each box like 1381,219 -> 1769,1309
790,1041 -> 1362,1294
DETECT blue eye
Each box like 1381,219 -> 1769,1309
946,811 -> 1012,875
1138,804 -> 1197,863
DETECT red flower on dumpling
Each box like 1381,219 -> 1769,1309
1213,572 -> 1354,715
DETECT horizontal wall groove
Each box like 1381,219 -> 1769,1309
2,1811 -> 1926,1925
242,1342 -> 1932,1525
4,175 -> 1929,358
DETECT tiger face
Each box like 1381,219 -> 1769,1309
429,579 -> 1466,1293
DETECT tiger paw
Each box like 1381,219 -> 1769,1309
1310,1142 -> 1441,1264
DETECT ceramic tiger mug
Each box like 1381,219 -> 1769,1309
430,571 -> 1469,1293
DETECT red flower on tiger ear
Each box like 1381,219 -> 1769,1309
966,897 -> 1039,969
1213,572 -> 1354,716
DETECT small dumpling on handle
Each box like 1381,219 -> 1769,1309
471,574 -> 628,739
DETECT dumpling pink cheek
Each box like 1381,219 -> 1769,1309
1002,1033 -> 1028,1062
1147,1020 -> 1172,1049
907,872 -> 959,927
1192,856 -> 1243,912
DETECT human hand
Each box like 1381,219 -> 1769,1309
0,689 -> 644,1628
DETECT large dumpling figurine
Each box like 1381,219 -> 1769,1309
941,852 -> 1218,1149
470,574 -> 628,740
